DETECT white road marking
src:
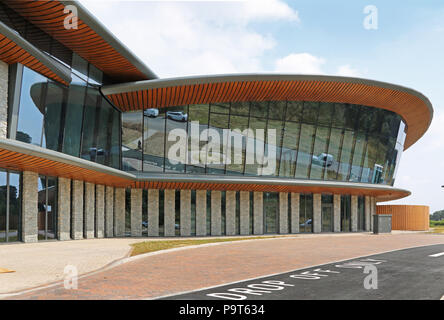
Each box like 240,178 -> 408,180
429,252 -> 444,258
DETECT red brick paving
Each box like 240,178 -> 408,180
6,233 -> 444,300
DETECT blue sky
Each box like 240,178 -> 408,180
80,0 -> 444,213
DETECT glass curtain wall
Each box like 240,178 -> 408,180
357,196 -> 365,231
341,195 -> 351,232
0,171 -> 21,243
15,58 -> 121,169
122,101 -> 404,186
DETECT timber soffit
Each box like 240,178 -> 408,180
3,0 -> 157,82
0,20 -> 71,85
0,138 -> 410,201
101,73 -> 434,150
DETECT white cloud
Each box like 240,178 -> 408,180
274,53 -> 325,74
79,0 -> 297,77
336,64 -> 361,77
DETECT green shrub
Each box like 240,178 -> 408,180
430,220 -> 444,227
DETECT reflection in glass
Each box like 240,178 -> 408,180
279,121 -> 300,177
357,196 -> 365,231
0,172 -> 6,242
337,130 -> 354,180
295,124 -> 315,179
350,132 -> 366,182
310,125 -> 330,180
38,176 -> 57,240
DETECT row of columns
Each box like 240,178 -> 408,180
20,171 -> 377,242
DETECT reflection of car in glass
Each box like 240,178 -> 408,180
300,219 -> 312,227
166,111 -> 188,122
144,108 -> 159,117
312,153 -> 333,167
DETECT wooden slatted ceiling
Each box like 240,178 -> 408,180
106,80 -> 430,149
0,147 -> 408,201
0,33 -> 68,85
3,0 -> 150,82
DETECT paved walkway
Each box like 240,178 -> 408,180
0,238 -> 141,294
2,232 -> 443,300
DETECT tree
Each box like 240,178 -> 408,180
431,210 -> 444,221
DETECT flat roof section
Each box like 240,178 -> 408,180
3,0 -> 157,82
102,74 -> 434,150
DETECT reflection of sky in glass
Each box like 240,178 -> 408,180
17,68 -> 45,146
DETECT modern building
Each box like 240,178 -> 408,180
0,0 -> 433,243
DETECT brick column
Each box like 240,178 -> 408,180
370,197 -> 376,231
196,190 -> 207,236
279,192 -> 289,234
225,191 -> 236,236
71,180 -> 84,240
114,188 -> 125,237
131,189 -> 142,237
164,189 -> 175,237
180,189 -> 191,236
313,193 -> 322,233
84,182 -> 95,239
351,195 -> 358,232
148,189 -> 159,236
211,191 -> 221,236
290,193 -> 300,233
21,171 -> 38,243
364,195 -> 371,231
253,192 -> 263,235
239,191 -> 250,235
0,61 -> 8,139
57,177 -> 71,241
95,185 -> 105,238
105,186 -> 114,237
333,194 -> 341,232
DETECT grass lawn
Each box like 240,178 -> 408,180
129,236 -> 287,257
429,226 -> 444,234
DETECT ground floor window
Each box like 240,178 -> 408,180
264,192 -> 278,234
300,194 -> 313,233
38,176 -> 57,240
0,171 -> 21,243
357,196 -> 365,231
321,194 -> 333,232
341,195 -> 351,232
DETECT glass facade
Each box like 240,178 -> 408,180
0,171 -> 21,243
121,101 -> 405,186
14,66 -> 121,169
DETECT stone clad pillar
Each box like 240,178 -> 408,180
211,191 -> 222,236
131,189 -> 142,237
333,194 -> 341,232
279,192 -> 288,234
364,195 -> 371,231
95,185 -> 105,238
164,189 -> 175,237
114,188 -> 125,237
71,180 -> 84,240
105,186 -> 114,238
0,61 -> 8,139
290,193 -> 300,233
22,171 -> 38,243
180,189 -> 191,236
253,192 -> 263,235
239,191 -> 250,235
57,177 -> 71,241
225,191 -> 236,236
313,193 -> 322,233
148,189 -> 159,236
84,182 -> 95,239
370,197 -> 376,231
351,195 -> 358,232
195,190 -> 207,236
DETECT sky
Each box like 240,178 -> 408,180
79,0 -> 444,214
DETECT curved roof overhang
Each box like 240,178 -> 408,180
0,20 -> 71,85
3,0 -> 157,82
0,138 -> 410,202
102,74 -> 433,150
